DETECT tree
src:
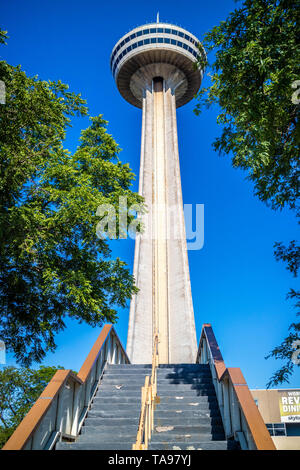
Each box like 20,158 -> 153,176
265,243 -> 300,386
0,365 -> 64,448
0,30 -> 143,366
194,0 -> 299,385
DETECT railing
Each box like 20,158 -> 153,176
197,324 -> 276,450
2,325 -> 130,450
132,330 -> 159,450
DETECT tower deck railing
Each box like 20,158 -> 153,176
2,325 -> 129,450
197,324 -> 276,450
132,330 -> 159,450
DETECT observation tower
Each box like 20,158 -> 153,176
111,19 -> 205,364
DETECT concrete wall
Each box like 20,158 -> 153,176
251,389 -> 283,422
272,436 -> 300,450
126,67 -> 197,364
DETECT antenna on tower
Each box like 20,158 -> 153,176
156,12 -> 159,23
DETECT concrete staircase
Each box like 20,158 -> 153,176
56,363 -> 238,450
149,364 -> 238,450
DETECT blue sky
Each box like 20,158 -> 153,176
0,0 -> 299,389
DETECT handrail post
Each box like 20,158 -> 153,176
132,330 -> 159,450
223,379 -> 232,437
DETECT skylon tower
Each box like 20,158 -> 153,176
111,19 -> 204,364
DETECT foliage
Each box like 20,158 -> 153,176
0,31 -> 143,366
274,240 -> 300,277
0,365 -> 64,448
0,30 -> 7,45
194,0 -> 299,385
268,241 -> 300,386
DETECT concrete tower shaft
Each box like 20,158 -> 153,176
111,23 -> 204,364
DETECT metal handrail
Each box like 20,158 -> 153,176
132,329 -> 159,450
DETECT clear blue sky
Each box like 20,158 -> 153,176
1,0 -> 299,389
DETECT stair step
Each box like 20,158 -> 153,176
76,433 -> 137,443
155,397 -> 219,407
156,378 -> 213,384
154,416 -> 223,426
95,390 -> 143,397
80,426 -> 137,436
155,407 -> 219,414
56,442 -> 134,450
97,385 -> 215,393
102,374 -> 212,381
57,440 -> 234,451
99,378 -> 148,385
148,441 -> 233,451
150,432 -> 225,443
87,408 -> 221,420
104,369 -> 153,376
96,384 -> 215,393
158,364 -> 210,369
88,408 -> 140,418
99,380 -> 147,388
83,417 -> 222,428
157,369 -> 211,374
83,418 -> 139,427
155,406 -> 220,414
95,391 -> 216,399
91,401 -> 218,412
151,423 -> 224,435
92,395 -> 218,406
90,401 -> 140,408
104,364 -> 209,369
107,364 -> 152,369
157,390 -> 216,397
158,384 -> 215,391
92,396 -> 142,404
158,382 -> 215,393
157,370 -> 212,375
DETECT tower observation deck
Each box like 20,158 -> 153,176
111,21 -> 205,364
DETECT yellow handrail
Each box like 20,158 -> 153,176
132,330 -> 159,450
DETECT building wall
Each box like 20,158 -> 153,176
251,389 -> 282,422
250,389 -> 300,450
272,436 -> 300,450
